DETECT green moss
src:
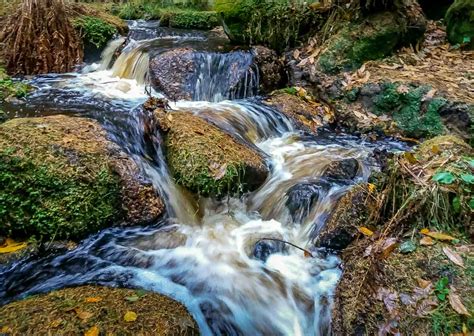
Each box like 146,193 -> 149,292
73,16 -> 117,49
167,10 -> 219,30
372,83 -> 445,138
215,0 -> 320,51
318,13 -> 403,74
445,0 -> 474,49
0,67 -> 30,102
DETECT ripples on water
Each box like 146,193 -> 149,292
0,21 -> 408,335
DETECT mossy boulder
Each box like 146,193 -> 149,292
153,109 -> 268,196
264,91 -> 335,133
445,0 -> 474,49
215,0 -> 319,51
0,115 -> 164,241
317,11 -> 426,74
0,286 -> 199,335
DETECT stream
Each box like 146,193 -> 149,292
0,21 -> 407,335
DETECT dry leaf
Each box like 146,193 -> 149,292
397,85 -> 410,94
85,297 -> 102,303
358,226 -> 374,237
420,228 -> 430,234
448,291 -> 471,316
124,311 -> 137,322
84,325 -> 100,336
0,239 -> 27,254
417,278 -> 432,289
443,247 -> 465,268
367,183 -> 376,193
422,230 -> 456,242
376,287 -> 399,315
49,319 -> 62,328
75,308 -> 93,321
416,298 -> 438,316
379,238 -> 398,259
403,152 -> 418,164
422,88 -> 437,101
420,236 -> 435,246
1,326 -> 13,333
303,250 -> 313,258
293,49 -> 300,60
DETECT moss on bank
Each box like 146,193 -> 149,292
445,0 -> 474,49
0,116 -> 163,241
0,67 -> 30,103
0,286 -> 199,335
73,16 -> 117,49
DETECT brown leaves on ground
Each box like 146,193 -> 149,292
443,246 -> 465,268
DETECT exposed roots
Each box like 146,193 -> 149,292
0,0 -> 83,75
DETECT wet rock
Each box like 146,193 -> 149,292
286,181 -> 331,223
315,185 -> 374,250
445,0 -> 474,49
323,159 -> 360,182
152,107 -> 268,196
253,239 -> 287,262
264,92 -> 335,133
252,46 -> 286,93
317,10 -> 426,74
0,286 -> 199,335
149,48 -> 196,101
438,102 -> 473,142
0,116 -> 164,241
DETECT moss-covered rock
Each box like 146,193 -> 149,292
215,0 -> 319,51
0,286 -> 199,335
445,0 -> 474,49
318,11 -> 426,74
153,108 -> 268,196
264,91 -> 335,133
0,115 -> 164,241
0,67 -> 30,103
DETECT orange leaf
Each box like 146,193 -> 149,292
448,291 -> 471,316
420,236 -> 435,246
443,247 -> 465,268
84,325 -> 100,336
49,319 -> 62,328
85,297 -> 102,303
358,227 -> 374,237
379,238 -> 398,259
124,311 -> 137,322
420,228 -> 430,234
75,308 -> 93,321
421,230 -> 456,241
0,239 -> 27,254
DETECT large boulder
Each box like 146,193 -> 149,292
152,107 -> 268,196
264,91 -> 335,133
445,0 -> 474,49
0,115 -> 164,241
0,286 -> 199,335
317,10 -> 426,74
252,46 -> 286,93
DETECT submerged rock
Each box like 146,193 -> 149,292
264,91 -> 335,133
285,181 -> 331,223
323,158 -> 360,181
0,286 -> 199,335
0,115 -> 164,241
153,108 -> 268,196
445,0 -> 474,49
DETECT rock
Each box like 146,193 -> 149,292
252,46 -> 286,93
0,115 -> 164,241
152,108 -> 268,196
0,286 -> 199,335
264,92 -> 335,133
314,185 -> 374,250
285,181 -> 331,223
438,102 -> 474,142
253,239 -> 286,262
317,11 -> 426,74
445,0 -> 474,49
149,48 -> 196,101
323,159 -> 360,181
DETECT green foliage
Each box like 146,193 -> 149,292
167,10 -> 218,29
434,276 -> 450,301
372,83 -> 445,138
215,0 -> 320,51
0,67 -> 30,102
73,16 -> 117,49
445,0 -> 474,49
433,171 -> 456,184
0,148 -> 122,241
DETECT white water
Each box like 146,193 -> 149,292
0,22 -> 406,335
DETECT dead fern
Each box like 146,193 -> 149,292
0,0 -> 83,75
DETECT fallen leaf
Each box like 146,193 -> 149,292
416,298 -> 438,316
166,114 -> 173,122
417,278 -> 432,289
75,308 -> 93,321
126,295 -> 140,302
124,311 -> 137,322
379,238 -> 398,259
293,49 -> 300,60
376,287 -> 399,315
358,227 -> 374,236
49,319 -> 62,328
363,244 -> 373,257
84,325 -> 100,336
403,152 -> 418,164
399,293 -> 415,306
397,85 -> 410,94
420,236 -> 435,246
422,88 -> 437,101
422,231 -> 457,242
0,239 -> 27,254
420,228 -> 430,234
85,297 -> 102,303
443,247 -> 465,268
1,326 -> 12,333
367,183 -> 376,193
448,291 -> 471,316
399,241 -> 416,254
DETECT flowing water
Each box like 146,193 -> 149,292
0,22 -> 407,335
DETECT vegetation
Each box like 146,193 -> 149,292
0,67 -> 29,102
445,0 -> 474,49
73,16 -> 118,49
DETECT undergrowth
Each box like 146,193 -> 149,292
0,67 -> 29,103
73,16 -> 117,49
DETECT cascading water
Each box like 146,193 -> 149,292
0,21 -> 408,335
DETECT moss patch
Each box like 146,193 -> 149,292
0,67 -> 30,103
445,0 -> 474,49
0,116 -> 163,241
73,16 -> 117,49
155,110 -> 268,196
0,286 -> 199,335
